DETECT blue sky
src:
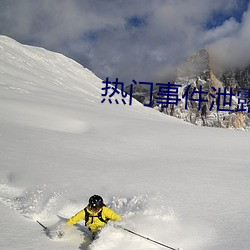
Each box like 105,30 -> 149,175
206,0 -> 249,28
0,0 -> 249,83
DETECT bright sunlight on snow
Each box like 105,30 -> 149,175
0,36 -> 249,250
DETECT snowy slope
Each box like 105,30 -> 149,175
0,36 -> 250,250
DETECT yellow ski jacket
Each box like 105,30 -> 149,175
67,206 -> 121,233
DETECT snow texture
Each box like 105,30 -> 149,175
0,36 -> 250,250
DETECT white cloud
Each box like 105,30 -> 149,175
209,5 -> 250,68
0,0 -> 249,82
200,17 -> 240,45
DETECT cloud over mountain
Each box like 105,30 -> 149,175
0,0 -> 249,82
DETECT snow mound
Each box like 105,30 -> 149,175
0,99 -> 90,133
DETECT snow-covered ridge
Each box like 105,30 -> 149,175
0,35 -> 101,95
0,36 -> 157,133
0,35 -> 103,134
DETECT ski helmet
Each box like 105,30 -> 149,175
89,195 -> 104,210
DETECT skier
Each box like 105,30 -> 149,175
66,194 -> 121,239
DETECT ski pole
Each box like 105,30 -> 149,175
122,227 -> 180,250
37,220 -> 48,231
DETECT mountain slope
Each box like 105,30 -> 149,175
132,49 -> 250,130
0,36 -> 250,250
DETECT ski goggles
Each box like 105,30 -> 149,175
89,205 -> 101,212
